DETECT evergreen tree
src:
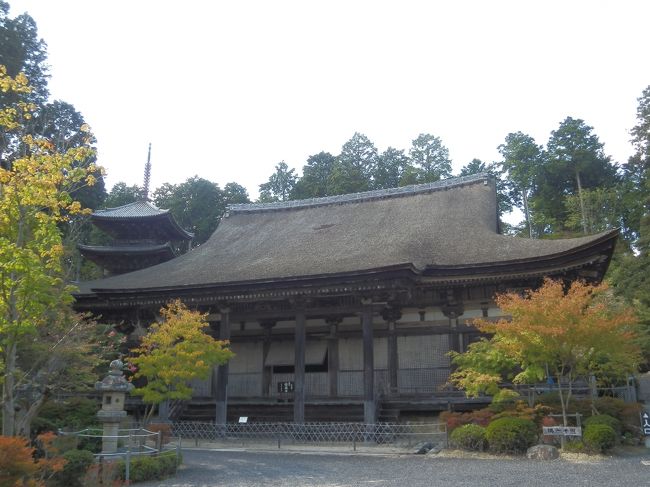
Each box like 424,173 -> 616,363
328,133 -> 377,194
542,117 -> 618,235
409,133 -> 452,183
258,161 -> 297,202
223,182 -> 250,204
153,176 -> 224,245
497,132 -> 544,237
292,151 -> 336,199
104,182 -> 142,208
373,147 -> 412,189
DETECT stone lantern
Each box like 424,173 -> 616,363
95,359 -> 133,454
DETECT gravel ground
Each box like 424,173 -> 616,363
137,449 -> 650,487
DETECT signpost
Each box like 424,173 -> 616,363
642,412 -> 650,448
542,426 -> 582,437
544,413 -> 583,448
642,412 -> 650,436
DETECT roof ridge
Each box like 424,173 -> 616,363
95,200 -> 166,214
228,173 -> 492,214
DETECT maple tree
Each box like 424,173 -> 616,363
129,300 -> 234,423
0,66 -> 103,436
0,432 -> 66,486
450,279 -> 643,426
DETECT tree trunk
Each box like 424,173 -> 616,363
522,190 -> 533,238
15,390 -> 47,438
2,342 -> 17,436
575,170 -> 588,234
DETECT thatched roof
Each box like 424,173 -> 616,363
75,174 -> 616,296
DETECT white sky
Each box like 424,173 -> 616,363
8,1 -> 650,200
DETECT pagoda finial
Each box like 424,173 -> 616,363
141,143 -> 152,201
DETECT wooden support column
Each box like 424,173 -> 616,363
381,307 -> 402,396
442,292 -> 464,355
361,299 -> 375,425
294,304 -> 306,423
260,320 -> 276,396
215,307 -> 231,425
326,317 -> 342,397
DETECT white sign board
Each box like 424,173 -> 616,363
238,416 -> 248,423
642,412 -> 650,436
543,426 -> 582,437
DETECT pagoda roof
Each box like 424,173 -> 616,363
75,174 -> 617,300
78,243 -> 176,275
91,201 -> 194,241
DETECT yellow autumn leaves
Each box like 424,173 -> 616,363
129,300 -> 234,407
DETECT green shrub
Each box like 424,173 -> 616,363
485,417 -> 538,454
450,424 -> 487,451
131,456 -> 162,483
118,452 -> 181,482
35,398 -> 100,433
584,414 -> 621,436
78,434 -> 102,454
583,424 -> 616,453
563,439 -> 585,452
593,397 -> 626,419
157,451 -> 181,476
491,402 -> 549,426
489,389 -> 521,412
51,449 -> 95,487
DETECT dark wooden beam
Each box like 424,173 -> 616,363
294,307 -> 306,423
214,307 -> 231,424
326,317 -> 342,398
362,300 -> 375,424
382,306 -> 402,395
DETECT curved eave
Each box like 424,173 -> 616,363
78,243 -> 175,256
77,263 -> 417,295
421,228 -> 618,282
92,212 -> 194,240
73,264 -> 419,308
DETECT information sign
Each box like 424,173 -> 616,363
642,412 -> 650,436
278,381 -> 295,393
542,426 -> 582,437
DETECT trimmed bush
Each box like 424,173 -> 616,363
563,439 -> 585,453
450,424 -> 487,451
491,402 -> 549,426
116,452 -> 182,482
130,456 -> 162,483
485,417 -> 538,454
51,449 -> 95,487
583,424 -> 616,453
584,414 -> 621,436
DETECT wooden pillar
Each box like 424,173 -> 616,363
294,306 -> 306,423
381,307 -> 402,396
215,307 -> 230,425
326,317 -> 342,397
261,320 -> 276,397
361,299 -> 375,425
448,315 -> 460,353
442,295 -> 464,355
